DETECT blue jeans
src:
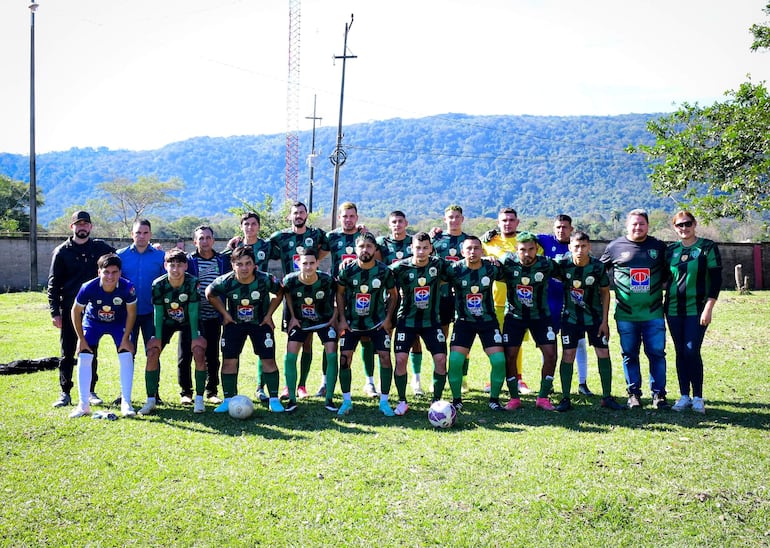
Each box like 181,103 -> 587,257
666,315 -> 707,398
616,318 -> 667,397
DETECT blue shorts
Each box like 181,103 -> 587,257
84,323 -> 128,350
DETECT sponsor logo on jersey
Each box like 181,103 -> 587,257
236,305 -> 254,322
466,293 -> 483,316
97,308 -> 116,323
292,254 -> 300,271
355,293 -> 371,316
630,268 -> 651,293
414,286 -> 430,309
569,287 -> 585,307
301,304 -> 318,320
167,307 -> 186,322
516,285 -> 534,307
445,254 -> 460,262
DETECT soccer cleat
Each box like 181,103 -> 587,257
411,378 -> 423,397
600,396 -> 625,410
578,383 -> 594,396
452,398 -> 463,411
379,400 -> 395,417
488,400 -> 506,412
691,397 -> 706,414
138,398 -> 157,416
297,386 -> 309,399
505,398 -> 522,411
314,384 -> 327,398
89,392 -> 104,406
555,397 -> 572,412
518,380 -> 531,395
536,397 -> 555,411
207,394 -> 223,404
269,398 -> 285,413
193,396 -> 205,414
672,395 -> 693,412
363,383 -> 378,398
68,405 -> 91,418
121,401 -> 136,417
284,400 -> 299,413
652,393 -> 669,410
337,400 -> 353,416
394,401 -> 409,416
324,400 -> 338,412
53,392 -> 72,408
213,399 -> 231,413
627,393 -> 642,409
279,386 -> 290,401
255,388 -> 269,403
180,395 -> 193,405
483,382 -> 491,394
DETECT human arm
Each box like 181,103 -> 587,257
260,288 -> 284,330
205,284 -> 234,325
70,302 -> 91,354
382,286 -> 398,333
335,283 -> 350,333
597,286 -> 611,340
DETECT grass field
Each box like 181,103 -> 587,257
1,291 -> 769,546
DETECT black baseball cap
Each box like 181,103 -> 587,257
71,211 -> 92,224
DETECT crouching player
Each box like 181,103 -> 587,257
205,247 -> 284,413
69,253 -> 137,418
554,231 -> 625,411
138,249 -> 208,415
336,233 -> 398,416
446,236 -> 508,411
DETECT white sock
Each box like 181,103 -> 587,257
414,373 -> 421,384
77,352 -> 94,408
118,351 -> 134,403
366,376 -> 375,385
576,338 -> 588,384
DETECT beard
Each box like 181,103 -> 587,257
75,229 -> 90,239
293,218 -> 306,228
358,251 -> 373,263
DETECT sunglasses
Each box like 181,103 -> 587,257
675,221 -> 694,228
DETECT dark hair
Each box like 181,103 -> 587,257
445,204 -> 463,214
165,248 -> 188,263
355,232 -> 377,246
554,214 -> 572,224
98,253 -> 122,270
463,235 -> 482,246
298,248 -> 318,259
291,201 -> 308,212
388,210 -> 407,220
413,231 -> 431,243
499,207 -> 518,217
240,212 -> 261,224
231,246 -> 255,263
194,225 -> 215,238
570,230 -> 590,242
132,218 -> 152,231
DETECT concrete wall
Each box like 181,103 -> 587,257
1,236 -> 767,292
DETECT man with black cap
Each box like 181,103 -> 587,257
47,210 -> 115,408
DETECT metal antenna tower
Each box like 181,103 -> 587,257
285,0 -> 301,203
305,94 -> 322,213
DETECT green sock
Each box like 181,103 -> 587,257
379,359 -> 393,395
263,370 -> 279,398
598,357 -> 612,397
325,352 -> 339,398
222,373 -> 237,399
194,370 -> 207,396
559,360 -> 574,398
299,351 -> 312,387
448,351 -> 466,399
145,369 -> 160,397
394,373 -> 408,401
339,366 -> 352,393
433,371 -> 447,401
256,358 -> 263,389
410,352 -> 422,375
539,376 -> 554,399
361,340 -> 375,378
284,352 -> 298,400
462,357 -> 469,376
506,376 -> 519,398
489,351 -> 506,399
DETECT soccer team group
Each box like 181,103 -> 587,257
47,201 -> 722,420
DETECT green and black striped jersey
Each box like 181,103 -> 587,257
447,259 -> 504,323
268,227 -> 329,276
665,238 -> 722,317
554,254 -> 609,326
377,234 -> 413,265
390,256 -> 454,328
327,228 -> 359,275
337,260 -> 396,331
207,270 -> 282,325
500,254 -> 555,321
282,271 -> 337,329
151,272 -> 200,329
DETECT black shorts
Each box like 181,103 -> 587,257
393,323 -> 446,355
221,322 -> 276,360
340,327 -> 391,353
561,322 -> 607,350
287,323 -> 338,345
439,293 -> 455,326
502,316 -> 557,347
160,322 -> 188,347
450,319 -> 503,350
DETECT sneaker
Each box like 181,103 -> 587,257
324,400 -> 338,412
53,392 -> 72,408
461,379 -> 469,393
627,393 -> 642,409
505,398 -> 522,410
518,380 -> 531,395
337,400 -> 353,416
652,393 -> 669,410
269,398 -> 285,413
379,400 -> 395,417
452,398 -> 463,411
600,396 -> 625,410
207,395 -> 223,404
483,382 -> 491,394
180,395 -> 193,405
691,397 -> 706,414
194,396 -> 205,414
69,405 -> 91,418
555,397 -> 572,412
138,398 -> 157,416
536,397 -> 555,411
279,386 -> 290,401
488,400 -> 506,411
89,392 -> 104,406
411,379 -> 424,397
314,384 -> 327,398
394,401 -> 409,416
121,402 -> 136,417
297,386 -> 309,399
578,383 -> 594,396
672,395 -> 693,412
256,388 -> 269,403
213,399 -> 230,413
284,400 -> 299,413
363,383 -> 378,398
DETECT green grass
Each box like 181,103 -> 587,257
1,291 -> 769,546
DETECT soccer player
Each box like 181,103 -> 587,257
336,232 -> 399,416
205,246 -> 285,413
69,253 -> 137,418
138,249 -> 208,416
223,211 -> 272,272
445,236 -> 507,411
390,232 -> 455,415
600,209 -> 669,409
47,210 -> 115,408
553,231 -> 625,411
376,210 -> 425,396
498,232 -> 558,411
281,249 -> 338,413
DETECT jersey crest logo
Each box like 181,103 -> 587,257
355,293 -> 371,316
236,305 -> 254,322
414,286 -> 430,309
569,288 -> 585,307
516,285 -> 534,307
466,293 -> 483,316
648,249 -> 659,259
630,268 -> 651,293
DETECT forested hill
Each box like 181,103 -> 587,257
0,113 -> 667,226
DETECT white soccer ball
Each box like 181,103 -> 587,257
228,395 -> 254,420
428,400 -> 457,428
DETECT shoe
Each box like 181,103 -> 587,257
138,398 -> 157,416
652,393 -> 669,410
672,395 -> 693,412
394,401 -> 409,416
555,397 -> 572,412
324,400 -> 338,412
207,395 -> 223,404
284,400 -> 299,413
121,402 -> 136,417
536,397 -> 555,411
461,379 -> 469,393
411,379 -> 424,397
518,380 -> 531,395
255,388 -> 269,403
578,383 -> 594,396
53,392 -> 72,408
363,383 -> 378,398
213,399 -> 230,413
89,392 -> 104,406
627,393 -> 642,409
337,400 -> 353,416
269,398 -> 285,413
279,386 -> 290,401
297,386 -> 309,399
194,396 -> 205,414
483,382 -> 491,394
180,395 -> 193,405
505,398 -> 522,411
69,405 -> 91,418
600,396 -> 625,410
452,398 -> 463,411
112,396 -> 122,406
379,400 -> 395,417
488,400 -> 506,411
691,397 -> 706,414
314,384 -> 327,398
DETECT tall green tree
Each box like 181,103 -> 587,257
99,176 -> 184,234
0,174 -> 43,232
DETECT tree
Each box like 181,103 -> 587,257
750,3 -> 770,51
99,176 -> 184,234
0,174 -> 43,232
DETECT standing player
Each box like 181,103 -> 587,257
69,253 -> 137,418
47,210 -> 114,408
553,232 -> 625,411
336,232 -> 399,416
446,236 -> 508,411
223,212 -> 272,271
205,246 -> 285,413
138,249 -> 208,416
390,232 -> 455,415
